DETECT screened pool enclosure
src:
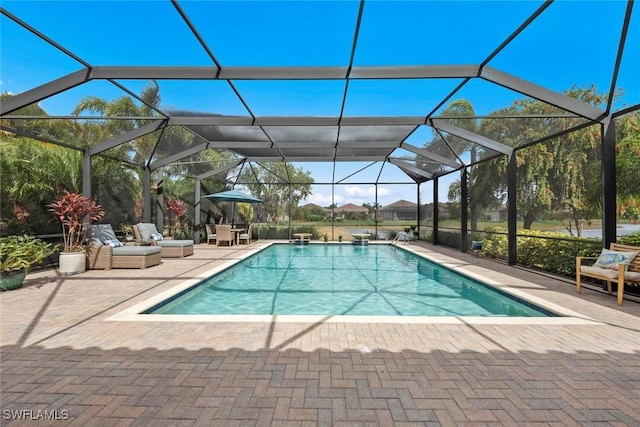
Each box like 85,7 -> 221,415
1,1 -> 639,272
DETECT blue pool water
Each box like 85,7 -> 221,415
147,244 -> 553,317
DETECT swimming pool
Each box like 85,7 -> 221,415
146,244 -> 554,317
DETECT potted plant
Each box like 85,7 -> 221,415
48,190 -> 105,275
121,224 -> 134,242
1,235 -> 57,290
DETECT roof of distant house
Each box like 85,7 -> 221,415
300,202 -> 328,211
336,203 -> 369,212
381,199 -> 417,210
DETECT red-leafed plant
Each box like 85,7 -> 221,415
166,198 -> 186,230
48,191 -> 105,253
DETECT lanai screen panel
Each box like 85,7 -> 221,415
187,126 -> 271,144
117,80 -> 251,117
264,126 -> 338,143
0,0 -> 637,190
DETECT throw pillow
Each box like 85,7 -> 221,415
151,233 -> 164,241
103,239 -> 123,248
89,224 -> 119,246
592,248 -> 638,270
89,225 -> 104,246
136,223 -> 159,242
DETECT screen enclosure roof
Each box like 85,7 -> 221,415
1,1 -> 638,185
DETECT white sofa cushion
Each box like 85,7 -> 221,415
580,266 -> 619,279
624,271 -> 640,281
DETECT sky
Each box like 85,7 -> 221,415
1,0 -> 638,207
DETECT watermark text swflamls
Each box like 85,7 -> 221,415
2,409 -> 70,421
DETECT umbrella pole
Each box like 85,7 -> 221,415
231,203 -> 235,228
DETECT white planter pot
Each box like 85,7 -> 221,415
58,252 -> 86,275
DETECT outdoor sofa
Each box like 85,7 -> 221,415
134,223 -> 194,258
87,224 -> 162,270
576,242 -> 640,305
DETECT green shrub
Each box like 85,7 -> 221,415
423,231 -> 434,243
482,227 -> 508,260
619,232 -> 640,246
255,225 -> 321,240
437,230 -> 461,250
1,235 -> 57,273
480,227 -> 601,278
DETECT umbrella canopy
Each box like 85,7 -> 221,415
202,190 -> 262,204
202,189 -> 263,229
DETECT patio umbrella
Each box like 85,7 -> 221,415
202,190 -> 262,204
202,190 -> 263,237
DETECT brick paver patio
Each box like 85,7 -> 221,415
1,242 -> 639,426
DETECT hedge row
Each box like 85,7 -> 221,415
254,225 -> 322,240
427,227 -> 640,279
619,232 -> 640,245
481,227 -> 603,278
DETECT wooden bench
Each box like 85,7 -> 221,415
576,243 -> 640,305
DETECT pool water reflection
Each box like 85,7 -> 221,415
147,244 -> 554,317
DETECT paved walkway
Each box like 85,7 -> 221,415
1,242 -> 639,426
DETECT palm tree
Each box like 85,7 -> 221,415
423,99 -> 487,231
71,81 -> 161,164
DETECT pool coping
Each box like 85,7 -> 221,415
107,241 -> 599,325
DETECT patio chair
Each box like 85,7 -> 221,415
215,224 -> 234,246
87,224 -> 162,270
238,223 -> 254,245
134,223 -> 194,258
205,224 -> 217,245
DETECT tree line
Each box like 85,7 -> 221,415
431,86 -> 639,236
2,85 -> 638,238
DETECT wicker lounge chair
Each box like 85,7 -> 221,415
87,224 -> 162,270
238,223 -> 254,244
205,224 -> 217,245
134,223 -> 194,258
215,225 -> 234,246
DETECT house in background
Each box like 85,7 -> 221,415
380,199 -> 418,221
301,203 -> 326,210
299,203 -> 330,220
300,203 -> 329,214
420,203 -> 451,221
486,204 -> 508,221
334,203 -> 369,220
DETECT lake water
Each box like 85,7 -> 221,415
562,223 -> 640,238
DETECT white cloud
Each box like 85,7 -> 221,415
377,187 -> 392,197
302,185 -> 418,207
344,185 -> 391,198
